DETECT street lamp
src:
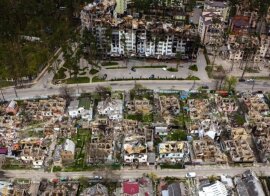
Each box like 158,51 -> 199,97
252,78 -> 255,91
14,87 -> 18,98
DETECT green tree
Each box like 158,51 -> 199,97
168,130 -> 187,141
175,52 -> 181,70
224,76 -> 237,91
120,33 -> 129,66
81,28 -> 98,67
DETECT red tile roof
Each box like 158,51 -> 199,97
123,181 -> 139,195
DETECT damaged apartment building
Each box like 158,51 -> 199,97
80,0 -> 199,59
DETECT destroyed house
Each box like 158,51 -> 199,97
124,135 -> 147,164
192,138 -> 227,164
158,141 -> 189,163
222,140 -> 255,163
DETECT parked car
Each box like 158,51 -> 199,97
186,172 -> 196,178
103,74 -> 107,79
201,85 -> 209,89
94,176 -> 103,180
246,79 -> 254,82
131,67 -> 136,72
149,74 -> 155,79
238,78 -> 245,82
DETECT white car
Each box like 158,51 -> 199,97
94,176 -> 103,180
186,172 -> 196,178
162,67 -> 167,71
246,79 -> 254,82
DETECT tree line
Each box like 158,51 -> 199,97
0,0 -> 92,85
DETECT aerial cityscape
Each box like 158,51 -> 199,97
0,0 -> 270,195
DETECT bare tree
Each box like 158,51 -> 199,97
95,85 -> 111,100
59,84 -> 75,103
240,37 -> 258,80
94,168 -> 120,182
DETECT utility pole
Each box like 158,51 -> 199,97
0,89 -> 5,101
14,87 -> 18,98
252,78 -> 255,91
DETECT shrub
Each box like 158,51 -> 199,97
186,75 -> 200,80
65,77 -> 90,84
167,67 -> 178,72
53,67 -> 66,80
167,130 -> 187,141
101,61 -> 118,66
205,66 -> 213,78
92,76 -> 105,82
203,47 -> 210,65
53,166 -> 62,172
189,64 -> 198,71
89,68 -> 99,75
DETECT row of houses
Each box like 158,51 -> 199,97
1,89 -> 270,169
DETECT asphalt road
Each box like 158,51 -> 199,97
2,165 -> 270,180
1,79 -> 270,101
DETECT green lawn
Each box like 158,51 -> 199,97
71,128 -> 91,169
186,75 -> 200,80
101,61 -> 119,66
189,64 -> 198,71
126,113 -> 153,122
106,67 -> 127,69
160,164 -> 185,169
65,77 -> 90,84
53,67 -> 67,80
92,76 -> 105,82
0,80 -> 14,88
133,65 -> 167,69
79,97 -> 91,109
167,67 -> 178,72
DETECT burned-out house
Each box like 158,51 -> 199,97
38,179 -> 79,196
158,95 -> 180,124
192,137 -> 227,164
